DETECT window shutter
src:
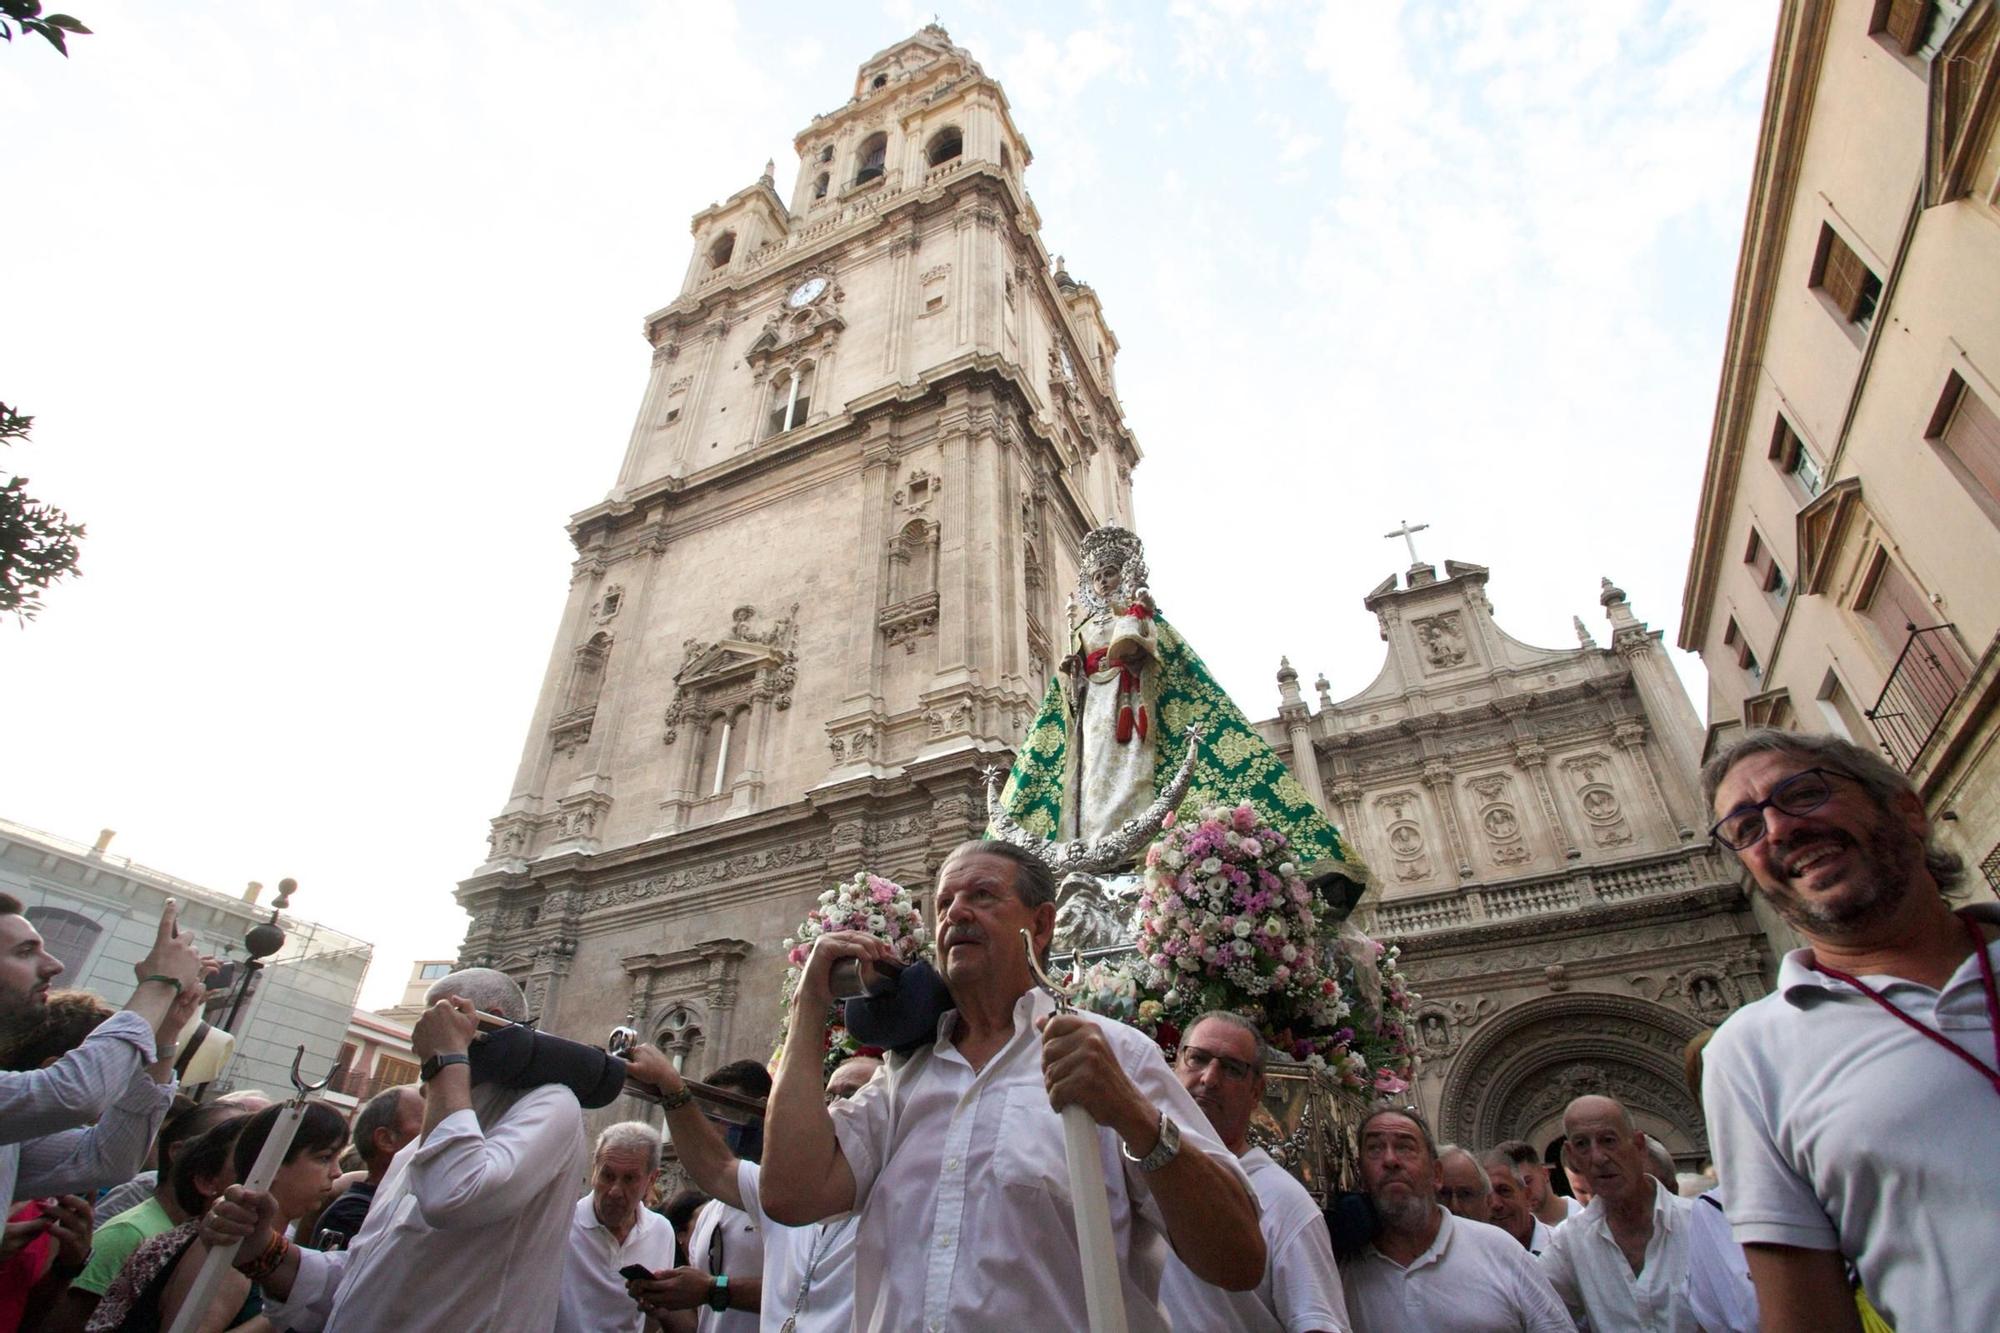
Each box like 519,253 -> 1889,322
1821,232 -> 1869,322
1885,0 -> 1931,55
1941,383 -> 2000,509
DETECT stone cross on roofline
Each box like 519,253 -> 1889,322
1384,518 -> 1429,566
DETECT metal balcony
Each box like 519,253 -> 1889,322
1866,623 -> 1973,769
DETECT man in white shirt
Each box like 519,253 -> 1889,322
1157,1010 -> 1347,1333
0,894 -> 202,1208
759,839 -> 1265,1333
1481,1150 -> 1553,1256
1539,1095 -> 1695,1332
1493,1140 -> 1582,1229
1435,1145 -> 1494,1224
557,1121 -> 677,1333
202,967 -> 590,1331
1339,1106 -> 1572,1333
1700,729 -> 2000,1333
632,1052 -> 880,1333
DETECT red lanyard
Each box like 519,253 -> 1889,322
1808,912 -> 2000,1098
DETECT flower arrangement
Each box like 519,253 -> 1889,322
779,871 -> 931,1075
1072,802 -> 1416,1094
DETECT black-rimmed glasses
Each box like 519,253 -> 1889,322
1710,767 -> 1844,850
1178,1044 -> 1257,1083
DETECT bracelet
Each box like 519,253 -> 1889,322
140,974 -> 185,995
239,1231 -> 290,1282
659,1085 -> 695,1112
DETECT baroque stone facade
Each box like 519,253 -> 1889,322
455,27 -> 1139,1100
1254,560 -> 1775,1163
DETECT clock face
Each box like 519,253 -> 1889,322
788,277 -> 829,308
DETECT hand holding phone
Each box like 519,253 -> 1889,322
620,1263 -> 656,1282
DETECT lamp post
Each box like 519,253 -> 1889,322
218,877 -> 295,1035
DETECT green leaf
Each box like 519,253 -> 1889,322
46,15 -> 90,33
29,21 -> 68,55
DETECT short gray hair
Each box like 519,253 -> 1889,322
942,840 -> 1058,909
1480,1147 -> 1526,1185
1437,1144 -> 1491,1196
425,967 -> 528,1022
1701,728 -> 1964,889
1183,1010 -> 1269,1070
595,1120 -> 662,1173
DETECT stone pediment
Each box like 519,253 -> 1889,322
678,638 -> 788,686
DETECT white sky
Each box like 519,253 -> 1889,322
1,0 -> 1778,1008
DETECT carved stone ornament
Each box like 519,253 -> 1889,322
879,592 -> 940,651
1413,612 -> 1471,669
662,604 -> 800,744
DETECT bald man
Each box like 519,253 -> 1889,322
1540,1094 -> 1696,1331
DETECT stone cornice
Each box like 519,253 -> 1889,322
1391,880 -> 1747,958
1680,0 -> 1833,650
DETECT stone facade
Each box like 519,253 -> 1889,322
1253,561 -> 1774,1163
1680,0 -> 2000,907
455,27 -> 1138,1088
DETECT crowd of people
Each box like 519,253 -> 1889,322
1,727 -> 1992,1330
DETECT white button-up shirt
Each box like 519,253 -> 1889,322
687,1195 -> 763,1333
829,987 -> 1252,1333
738,1159 -> 857,1333
1159,1146 -> 1347,1332
1538,1178 -> 1694,1332
1702,903 -> 2000,1333
1683,1190 -> 1757,1333
261,1082 -> 587,1332
1342,1207 -> 1574,1333
0,1009 -> 174,1208
555,1192 -> 678,1333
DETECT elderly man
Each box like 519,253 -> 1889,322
633,1052 -> 881,1333
1700,729 -> 2000,1333
202,967 -> 595,1331
557,1121 -> 677,1333
1494,1140 -> 1582,1230
1156,1010 -> 1347,1333
312,1085 -> 423,1248
1435,1146 -> 1494,1224
1480,1151 -> 1552,1256
1339,1107 -> 1571,1332
759,839 -> 1264,1332
1539,1094 -> 1695,1331
0,895 -> 204,1209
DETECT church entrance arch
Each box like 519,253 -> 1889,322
1438,993 -> 1707,1164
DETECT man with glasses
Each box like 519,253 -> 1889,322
1156,1011 -> 1348,1332
1435,1146 -> 1494,1224
1338,1105 -> 1571,1332
1700,729 -> 2000,1333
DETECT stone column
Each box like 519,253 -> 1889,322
1422,760 -> 1475,880
616,342 -> 682,491
1276,659 -> 1329,814
1602,578 -> 1706,827
1515,740 -> 1580,859
1615,721 -> 1689,841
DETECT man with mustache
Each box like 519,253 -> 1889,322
0,895 -> 205,1211
759,839 -> 1264,1332
1338,1106 -> 1570,1332
1700,730 -> 2000,1333
1156,1010 -> 1347,1332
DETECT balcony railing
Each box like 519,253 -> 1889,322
1866,623 -> 1973,770
1359,847 -> 1719,937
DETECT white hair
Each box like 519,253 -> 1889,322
595,1120 -> 663,1173
424,967 -> 527,1022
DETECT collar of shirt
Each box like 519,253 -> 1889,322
1367,1205 -> 1458,1273
1776,901 -> 2000,1004
1572,1177 -> 1683,1241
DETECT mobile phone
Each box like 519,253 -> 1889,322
620,1264 -> 655,1282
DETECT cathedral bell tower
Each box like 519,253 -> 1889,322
455,26 -> 1141,1063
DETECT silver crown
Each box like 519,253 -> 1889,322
1075,525 -> 1149,612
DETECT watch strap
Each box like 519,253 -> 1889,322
707,1273 -> 730,1312
420,1051 -> 470,1082
1121,1111 -> 1181,1174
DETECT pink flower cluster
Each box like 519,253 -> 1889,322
777,871 -> 932,1076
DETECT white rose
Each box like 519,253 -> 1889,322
1281,943 -> 1299,963
1233,939 -> 1253,957
1265,918 -> 1287,939
1201,857 -> 1223,875
1279,862 -> 1296,876
1232,919 -> 1253,938
1163,849 -> 1185,870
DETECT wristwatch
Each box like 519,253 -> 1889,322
1121,1111 -> 1182,1174
420,1051 -> 470,1082
707,1273 -> 730,1312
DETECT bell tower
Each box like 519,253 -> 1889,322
455,26 -> 1141,1058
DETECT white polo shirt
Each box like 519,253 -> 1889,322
1701,903 -> 2000,1333
1525,1216 -> 1554,1257
736,1158 -> 858,1333
1538,1177 -> 1695,1331
554,1193 -> 679,1333
1340,1207 -> 1573,1333
1158,1146 -> 1348,1332
686,1197 -> 764,1333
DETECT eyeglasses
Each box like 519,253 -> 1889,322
1437,1186 -> 1489,1205
1178,1045 -> 1257,1083
1709,767 -> 1844,850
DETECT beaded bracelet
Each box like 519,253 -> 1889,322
240,1232 -> 291,1282
140,974 -> 185,995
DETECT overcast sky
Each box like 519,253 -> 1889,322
2,0 -> 1778,1008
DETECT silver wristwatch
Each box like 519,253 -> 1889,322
1121,1111 -> 1182,1174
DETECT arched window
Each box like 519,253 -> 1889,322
25,906 -> 102,979
694,706 -> 748,798
871,73 -> 889,91
767,362 -> 814,436
656,1006 -> 704,1073
564,632 -> 611,713
925,127 -> 963,167
854,133 -> 887,186
818,145 -> 834,164
812,172 -> 830,200
707,231 -> 736,269
889,519 -> 939,605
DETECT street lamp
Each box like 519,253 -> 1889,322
218,877 -> 295,1035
